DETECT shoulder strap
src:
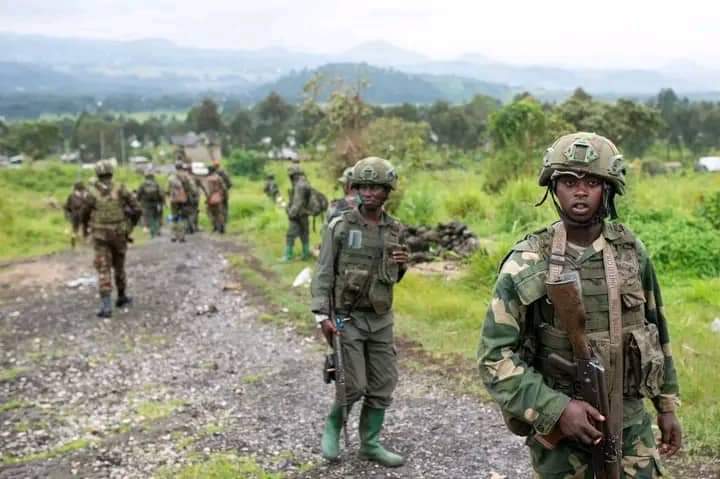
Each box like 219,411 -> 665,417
548,222 -> 567,282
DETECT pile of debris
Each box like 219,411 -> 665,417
404,221 -> 480,263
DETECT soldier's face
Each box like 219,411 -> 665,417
357,184 -> 388,208
554,174 -> 603,222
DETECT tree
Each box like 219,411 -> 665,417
186,98 -> 223,133
604,99 -> 663,158
228,109 -> 253,147
0,121 -> 61,159
364,117 -> 430,169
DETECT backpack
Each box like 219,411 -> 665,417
307,187 -> 329,217
142,180 -> 162,202
169,175 -> 188,204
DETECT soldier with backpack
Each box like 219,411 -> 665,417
205,164 -> 228,234
64,181 -> 90,247
136,170 -> 165,238
284,164 -> 316,260
167,161 -> 194,243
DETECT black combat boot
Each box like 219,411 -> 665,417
116,291 -> 133,308
97,296 -> 112,318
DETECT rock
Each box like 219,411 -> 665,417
711,318 -> 720,333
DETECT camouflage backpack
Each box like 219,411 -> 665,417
142,180 -> 162,202
307,187 -> 329,218
168,174 -> 188,204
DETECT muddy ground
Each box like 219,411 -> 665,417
0,235 -> 716,478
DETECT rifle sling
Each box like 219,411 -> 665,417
602,241 -> 624,461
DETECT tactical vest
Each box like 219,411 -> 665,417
141,180 -> 162,203
512,223 -> 665,400
332,211 -> 403,315
92,183 -> 126,227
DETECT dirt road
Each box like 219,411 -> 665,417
1,235 -> 714,478
0,235 -> 530,478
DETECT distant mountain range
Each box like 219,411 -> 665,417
2,31 -> 720,118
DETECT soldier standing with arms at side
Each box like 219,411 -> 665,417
284,164 -> 312,260
263,174 -> 279,202
212,158 -> 232,224
81,160 -> 141,318
167,161 -> 194,243
205,163 -> 227,234
312,157 -> 408,467
64,181 -> 89,248
136,170 -> 165,238
478,132 -> 682,478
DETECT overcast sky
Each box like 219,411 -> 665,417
1,0 -> 719,69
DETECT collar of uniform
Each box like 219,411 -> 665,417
347,207 -> 391,227
602,222 -> 622,242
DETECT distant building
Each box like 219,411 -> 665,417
170,131 -> 221,164
697,156 -> 720,172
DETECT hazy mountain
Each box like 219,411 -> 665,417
248,63 -> 512,104
339,41 -> 430,66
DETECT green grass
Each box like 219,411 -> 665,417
0,438 -> 90,465
135,399 -> 186,422
0,399 -> 28,413
154,453 -> 283,479
0,367 -> 28,382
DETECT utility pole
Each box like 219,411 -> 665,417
100,130 -> 105,160
120,126 -> 126,165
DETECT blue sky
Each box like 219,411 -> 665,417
1,0 -> 718,69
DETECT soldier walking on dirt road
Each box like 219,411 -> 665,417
64,181 -> 90,247
82,160 -> 141,318
478,132 -> 682,478
311,157 -> 409,467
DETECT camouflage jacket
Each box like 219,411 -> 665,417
287,175 -> 311,219
82,180 -> 141,241
311,208 -> 407,331
478,222 -> 680,435
216,168 -> 232,190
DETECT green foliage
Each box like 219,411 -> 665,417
696,190 -> 720,229
444,190 -> 491,222
225,150 -> 267,179
489,98 -> 548,151
394,188 -> 438,226
481,146 -> 539,193
186,97 -> 223,133
364,117 -> 430,168
0,120 -> 61,159
495,177 -> 556,233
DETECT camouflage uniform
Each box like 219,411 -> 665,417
214,163 -> 232,223
82,161 -> 141,317
263,175 -> 279,202
64,181 -> 89,246
312,157 -> 406,467
136,173 -> 164,238
205,167 -> 227,233
478,133 -> 680,478
285,164 -> 312,260
325,167 -> 358,226
167,163 -> 195,242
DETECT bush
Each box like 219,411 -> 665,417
226,150 -> 266,179
482,146 -> 540,193
394,188 -> 437,226
697,191 -> 720,229
495,177 -> 556,233
629,211 -> 720,278
444,190 -> 491,222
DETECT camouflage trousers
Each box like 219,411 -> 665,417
207,203 -> 225,232
93,235 -> 128,298
286,216 -> 309,245
171,203 -> 191,241
528,408 -> 665,478
339,318 -> 398,410
142,203 -> 162,238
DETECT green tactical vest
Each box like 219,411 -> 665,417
92,183 -> 126,227
332,210 -> 403,315
510,223 -> 665,400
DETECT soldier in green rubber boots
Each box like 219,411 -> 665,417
479,132 -> 682,478
311,157 -> 408,467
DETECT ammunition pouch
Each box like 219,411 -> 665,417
338,268 -> 369,310
624,322 -> 665,398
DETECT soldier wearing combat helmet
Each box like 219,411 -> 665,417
311,156 -> 408,467
325,166 -> 358,226
82,160 -> 141,318
479,132 -> 682,478
284,163 -> 312,260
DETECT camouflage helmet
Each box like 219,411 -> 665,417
538,132 -> 626,194
352,157 -> 397,190
287,164 -> 304,177
338,167 -> 353,185
95,160 -> 114,177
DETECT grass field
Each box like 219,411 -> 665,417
1,158 -> 719,456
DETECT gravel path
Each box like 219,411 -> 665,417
0,234 -> 554,478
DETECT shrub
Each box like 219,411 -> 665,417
445,190 -> 491,222
226,150 -> 266,179
495,177 -> 555,233
395,188 -> 437,226
696,191 -> 720,230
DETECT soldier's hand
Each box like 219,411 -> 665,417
657,412 -> 682,456
557,399 -> 605,446
391,247 -> 409,265
320,319 -> 338,345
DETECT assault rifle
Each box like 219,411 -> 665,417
536,272 -> 621,479
328,290 -> 350,447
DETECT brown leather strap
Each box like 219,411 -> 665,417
548,222 -> 567,283
602,242 -> 624,466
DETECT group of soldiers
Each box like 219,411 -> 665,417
310,135 -> 682,478
65,131 -> 682,477
63,155 -> 232,318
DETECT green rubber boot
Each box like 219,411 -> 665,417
282,244 -> 294,261
321,402 -> 351,461
301,241 -> 311,260
358,405 -> 404,467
